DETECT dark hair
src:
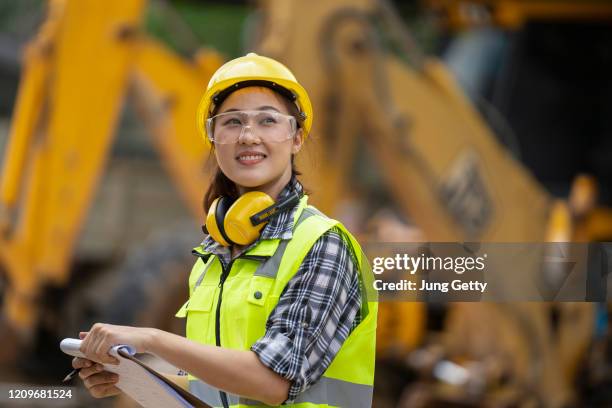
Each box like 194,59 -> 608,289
202,85 -> 305,212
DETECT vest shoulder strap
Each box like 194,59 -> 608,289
270,206 -> 341,298
264,205 -> 376,316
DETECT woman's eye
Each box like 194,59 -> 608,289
260,116 -> 278,125
223,118 -> 242,126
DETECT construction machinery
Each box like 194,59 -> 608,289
255,1 -> 612,406
0,0 -> 225,380
1,0 -> 611,406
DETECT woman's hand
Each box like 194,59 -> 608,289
72,356 -> 120,398
79,323 -> 157,364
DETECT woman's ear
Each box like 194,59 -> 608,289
292,129 -> 304,154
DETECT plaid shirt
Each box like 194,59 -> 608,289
198,177 -> 362,403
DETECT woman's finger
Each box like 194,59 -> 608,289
72,357 -> 93,369
91,325 -> 114,364
84,325 -> 100,356
89,383 -> 122,399
78,363 -> 105,380
83,371 -> 119,390
79,328 -> 93,356
83,324 -> 106,362
79,331 -> 88,340
93,337 -> 112,363
93,341 -> 118,364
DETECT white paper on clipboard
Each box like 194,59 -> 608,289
60,338 -> 209,408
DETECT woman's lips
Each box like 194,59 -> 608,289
236,152 -> 266,165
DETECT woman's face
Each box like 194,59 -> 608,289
212,86 -> 303,191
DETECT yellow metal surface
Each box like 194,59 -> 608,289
132,39 -> 221,219
0,1 -> 63,330
0,0 -> 218,330
376,301 -> 425,356
0,17 -> 54,210
258,0 -> 550,241
1,0 -> 146,328
254,2 -> 611,405
37,0 -> 146,279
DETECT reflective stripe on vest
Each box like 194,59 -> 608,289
189,376 -> 372,408
177,195 -> 377,408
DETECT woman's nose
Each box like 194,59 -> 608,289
238,125 -> 261,145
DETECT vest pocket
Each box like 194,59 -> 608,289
176,283 -> 216,318
187,284 -> 216,312
184,284 -> 217,345
246,276 -> 274,307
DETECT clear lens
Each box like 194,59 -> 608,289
206,110 -> 297,144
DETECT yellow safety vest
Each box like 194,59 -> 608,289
176,196 -> 377,407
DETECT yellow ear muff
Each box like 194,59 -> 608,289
224,191 -> 275,246
205,197 -> 231,247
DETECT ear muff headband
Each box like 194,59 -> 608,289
250,191 -> 301,226
205,198 -> 230,247
215,196 -> 235,246
205,189 -> 303,247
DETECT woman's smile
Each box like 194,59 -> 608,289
236,150 -> 267,166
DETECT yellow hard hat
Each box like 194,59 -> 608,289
196,53 -> 313,145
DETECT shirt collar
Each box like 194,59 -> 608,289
199,176 -> 304,257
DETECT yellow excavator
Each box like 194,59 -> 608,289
1,0 -> 610,406
0,0 -> 224,376
255,1 -> 612,406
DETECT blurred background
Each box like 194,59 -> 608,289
0,0 -> 611,406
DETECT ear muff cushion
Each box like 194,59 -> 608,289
224,192 -> 275,246
205,197 -> 233,246
215,196 -> 235,246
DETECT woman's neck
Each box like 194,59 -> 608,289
237,168 -> 292,201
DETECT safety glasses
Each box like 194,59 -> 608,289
206,110 -> 297,145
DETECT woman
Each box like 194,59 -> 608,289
73,53 -> 377,407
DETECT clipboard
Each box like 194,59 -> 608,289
60,338 -> 210,408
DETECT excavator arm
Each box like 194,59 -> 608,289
257,0 -> 551,240
254,1 -> 602,405
0,0 -> 220,332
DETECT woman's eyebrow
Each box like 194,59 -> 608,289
220,106 -> 281,113
257,106 -> 281,112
